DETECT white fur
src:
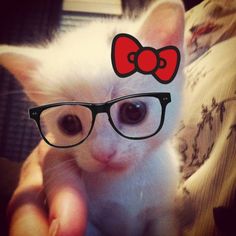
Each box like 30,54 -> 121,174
0,1 -> 185,235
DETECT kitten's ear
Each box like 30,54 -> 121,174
137,0 -> 185,48
0,46 -> 43,102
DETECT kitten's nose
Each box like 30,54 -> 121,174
90,115 -> 117,163
92,149 -> 116,164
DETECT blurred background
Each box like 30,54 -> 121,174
0,0 -> 202,163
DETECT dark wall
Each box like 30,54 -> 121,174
0,0 -> 63,162
0,0 -> 62,44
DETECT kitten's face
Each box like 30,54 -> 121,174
0,0 -> 184,172
36,33 -> 183,172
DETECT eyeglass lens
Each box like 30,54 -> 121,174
40,105 -> 93,147
110,96 -> 162,138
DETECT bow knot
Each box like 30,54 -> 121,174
111,33 -> 180,84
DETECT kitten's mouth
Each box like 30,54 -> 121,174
77,155 -> 130,173
92,158 -> 128,172
105,162 -> 128,171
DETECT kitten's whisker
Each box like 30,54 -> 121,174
26,91 -> 54,96
0,90 -> 25,97
43,164 -> 79,196
43,158 -> 76,176
0,90 -> 50,96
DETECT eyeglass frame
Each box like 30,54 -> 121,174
29,92 -> 171,148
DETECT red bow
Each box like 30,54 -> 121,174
111,33 -> 180,84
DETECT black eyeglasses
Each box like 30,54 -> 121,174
29,92 -> 171,148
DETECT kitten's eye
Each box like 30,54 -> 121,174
119,101 -> 147,125
58,114 -> 82,135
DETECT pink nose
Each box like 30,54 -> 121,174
93,150 -> 116,164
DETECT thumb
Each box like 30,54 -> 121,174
43,150 -> 87,236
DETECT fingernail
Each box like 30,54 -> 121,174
49,219 -> 60,236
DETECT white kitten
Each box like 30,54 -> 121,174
0,0 -> 185,235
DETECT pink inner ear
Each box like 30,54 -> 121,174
0,52 -> 47,104
0,53 -> 39,81
137,2 -> 184,48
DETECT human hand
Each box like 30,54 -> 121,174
8,140 -> 87,236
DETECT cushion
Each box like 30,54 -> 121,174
174,0 -> 236,234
